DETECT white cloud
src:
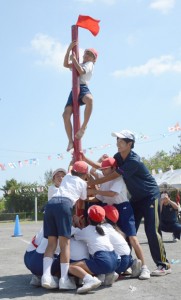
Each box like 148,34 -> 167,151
149,0 -> 175,14
30,34 -> 67,71
111,55 -> 181,78
173,91 -> 181,106
30,34 -> 84,71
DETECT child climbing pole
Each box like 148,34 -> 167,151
63,15 -> 100,215
62,15 -> 100,159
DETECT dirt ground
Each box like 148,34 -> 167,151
0,220 -> 181,300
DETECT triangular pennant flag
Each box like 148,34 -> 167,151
76,15 -> 100,36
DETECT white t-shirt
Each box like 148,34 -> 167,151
102,223 -> 130,256
26,227 -> 59,254
96,173 -> 129,205
70,238 -> 89,261
26,227 -> 44,252
48,185 -> 61,201
58,173 -> 87,205
79,61 -> 94,85
73,225 -> 114,255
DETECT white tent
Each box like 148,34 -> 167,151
153,169 -> 181,190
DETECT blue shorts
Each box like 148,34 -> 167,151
116,254 -> 133,274
24,250 -> 36,271
85,250 -> 118,275
24,251 -> 59,276
65,84 -> 91,107
114,202 -> 137,236
44,197 -> 73,238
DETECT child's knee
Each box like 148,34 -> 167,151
62,109 -> 72,120
83,95 -> 93,106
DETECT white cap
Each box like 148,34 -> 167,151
52,168 -> 67,178
111,130 -> 135,141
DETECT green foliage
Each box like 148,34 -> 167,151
0,197 -> 5,212
1,179 -> 48,213
172,134 -> 181,155
143,151 -> 181,173
44,169 -> 53,186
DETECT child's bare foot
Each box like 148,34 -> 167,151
67,141 -> 74,152
75,128 -> 86,139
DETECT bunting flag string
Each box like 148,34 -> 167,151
4,186 -> 48,195
168,122 -> 181,132
0,125 -> 180,172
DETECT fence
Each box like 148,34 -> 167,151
0,212 -> 43,222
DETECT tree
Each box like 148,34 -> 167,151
143,147 -> 181,174
142,151 -> 173,173
44,169 -> 53,186
1,179 -> 48,213
172,134 -> 181,155
0,197 -> 5,212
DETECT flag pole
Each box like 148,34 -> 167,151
71,25 -> 82,161
71,25 -> 84,217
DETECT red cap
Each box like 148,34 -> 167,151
85,48 -> 98,60
72,161 -> 88,174
88,205 -> 105,223
104,205 -> 119,223
100,157 -> 117,170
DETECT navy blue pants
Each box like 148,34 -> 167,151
161,221 -> 181,239
131,197 -> 169,268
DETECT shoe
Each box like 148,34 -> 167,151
30,275 -> 41,286
75,127 -> 86,139
139,267 -> 150,280
97,274 -> 105,285
131,259 -> 142,278
122,267 -> 132,275
151,265 -> 172,276
104,272 -> 119,286
59,277 -> 76,290
77,276 -> 101,294
41,275 -> 59,289
67,141 -> 74,152
173,238 -> 179,243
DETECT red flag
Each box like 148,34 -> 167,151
76,15 -> 100,36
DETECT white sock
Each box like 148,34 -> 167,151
142,265 -> 148,269
43,257 -> 53,276
83,274 -> 92,283
60,263 -> 69,280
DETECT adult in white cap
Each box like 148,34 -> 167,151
87,129 -> 171,277
62,40 -> 98,152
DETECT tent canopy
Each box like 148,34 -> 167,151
153,169 -> 181,191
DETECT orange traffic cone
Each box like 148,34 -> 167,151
12,214 -> 23,237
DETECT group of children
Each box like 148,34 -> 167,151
24,38 -> 176,293
24,155 -> 151,294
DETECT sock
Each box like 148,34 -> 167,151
83,274 -> 92,283
60,263 -> 69,280
43,257 -> 53,276
142,265 -> 148,269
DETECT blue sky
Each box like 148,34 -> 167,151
0,0 -> 181,192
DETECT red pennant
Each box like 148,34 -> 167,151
76,15 -> 100,36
